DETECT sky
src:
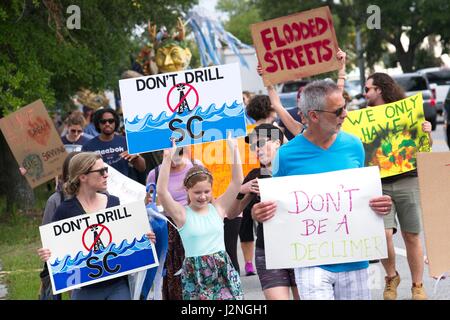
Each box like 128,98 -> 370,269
198,0 -> 222,21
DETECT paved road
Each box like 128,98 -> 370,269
239,122 -> 450,300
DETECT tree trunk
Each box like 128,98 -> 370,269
0,131 -> 35,221
394,43 -> 417,73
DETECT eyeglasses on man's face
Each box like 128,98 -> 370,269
86,167 -> 108,176
99,118 -> 115,125
313,103 -> 347,117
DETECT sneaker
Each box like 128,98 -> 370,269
412,283 -> 427,300
383,272 -> 401,300
245,262 -> 256,276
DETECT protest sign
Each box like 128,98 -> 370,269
0,99 -> 67,188
342,93 -> 431,178
417,152 -> 450,278
258,166 -> 387,269
119,63 -> 247,154
39,201 -> 158,294
105,163 -> 146,205
250,6 -> 340,86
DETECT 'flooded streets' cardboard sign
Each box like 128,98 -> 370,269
251,6 -> 340,86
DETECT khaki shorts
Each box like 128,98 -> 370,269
382,176 -> 423,234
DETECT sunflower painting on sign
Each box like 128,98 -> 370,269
342,93 -> 431,178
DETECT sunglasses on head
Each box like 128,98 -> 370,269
86,166 -> 108,176
99,118 -> 115,125
313,103 -> 347,117
70,129 -> 83,134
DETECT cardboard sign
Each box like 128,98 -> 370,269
39,201 -> 158,294
417,152 -> 450,277
119,63 -> 247,154
0,100 -> 67,188
250,6 -> 340,86
258,167 -> 387,269
342,93 -> 431,178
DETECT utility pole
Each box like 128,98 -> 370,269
356,25 -> 365,94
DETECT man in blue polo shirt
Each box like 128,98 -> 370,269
251,80 -> 392,300
82,108 -> 145,177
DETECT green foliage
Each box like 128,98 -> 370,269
217,0 -> 261,45
0,0 -> 197,115
251,0 -> 450,72
415,47 -> 442,70
0,213 -> 42,299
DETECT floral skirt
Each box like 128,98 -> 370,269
182,250 -> 244,300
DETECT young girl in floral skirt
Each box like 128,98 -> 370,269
157,135 -> 244,300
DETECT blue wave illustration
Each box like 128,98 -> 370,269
124,101 -> 247,154
50,235 -> 157,291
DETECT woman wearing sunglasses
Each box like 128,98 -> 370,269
37,152 -> 156,300
61,112 -> 92,152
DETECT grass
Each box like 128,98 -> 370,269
0,184 -> 54,300
0,214 -> 43,299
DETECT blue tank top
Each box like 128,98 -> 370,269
178,204 -> 225,257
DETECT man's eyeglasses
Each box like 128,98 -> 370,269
99,119 -> 115,125
364,86 -> 377,93
86,167 -> 108,176
250,138 -> 269,151
70,129 -> 83,134
313,104 -> 347,117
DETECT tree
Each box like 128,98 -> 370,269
216,0 -> 261,45
253,0 -> 450,72
0,0 -> 196,218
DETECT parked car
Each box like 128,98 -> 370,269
444,88 -> 450,147
391,73 -> 437,130
417,67 -> 450,115
277,80 -> 310,109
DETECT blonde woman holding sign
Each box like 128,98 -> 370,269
38,152 -> 155,300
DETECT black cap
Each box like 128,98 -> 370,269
245,123 -> 284,145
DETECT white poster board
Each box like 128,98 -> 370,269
39,201 -> 158,294
119,63 -> 247,154
258,166 -> 387,269
105,163 -> 146,205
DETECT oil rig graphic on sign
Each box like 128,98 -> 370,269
176,83 -> 190,114
90,225 -> 105,252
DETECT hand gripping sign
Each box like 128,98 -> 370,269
39,201 -> 158,294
